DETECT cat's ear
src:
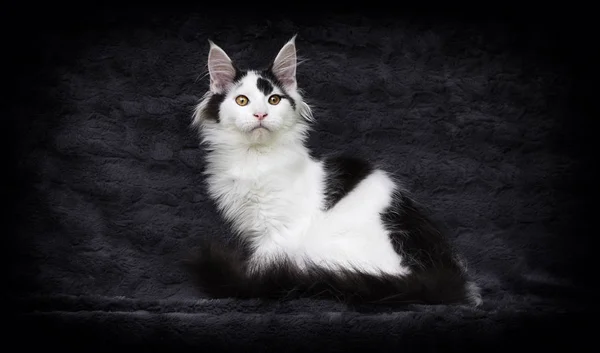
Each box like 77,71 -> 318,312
271,35 -> 298,91
207,40 -> 237,94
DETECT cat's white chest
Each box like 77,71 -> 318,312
205,150 -> 408,276
206,155 -> 322,251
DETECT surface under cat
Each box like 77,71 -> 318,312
185,36 -> 482,307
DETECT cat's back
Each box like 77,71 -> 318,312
319,152 -> 396,211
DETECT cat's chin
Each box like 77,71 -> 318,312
246,126 -> 274,144
250,126 -> 270,132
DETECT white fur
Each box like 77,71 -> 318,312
193,38 -> 411,277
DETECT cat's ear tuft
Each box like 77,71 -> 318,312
207,40 -> 236,94
271,35 -> 298,91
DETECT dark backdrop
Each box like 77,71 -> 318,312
5,3 -> 595,352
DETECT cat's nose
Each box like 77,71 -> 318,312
253,112 -> 268,121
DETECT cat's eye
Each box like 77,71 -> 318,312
268,95 -> 281,105
235,95 -> 249,106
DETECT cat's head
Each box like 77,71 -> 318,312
193,36 -> 313,147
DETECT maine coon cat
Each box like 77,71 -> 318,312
187,36 -> 482,306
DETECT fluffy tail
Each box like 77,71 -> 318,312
184,238 -> 481,307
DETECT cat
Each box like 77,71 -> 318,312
186,35 -> 482,307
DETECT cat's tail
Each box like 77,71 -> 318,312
183,237 -> 482,307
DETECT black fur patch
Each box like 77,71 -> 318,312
256,77 -> 274,96
259,68 -> 296,109
201,68 -> 248,123
260,67 -> 284,89
184,236 -> 472,307
202,93 -> 225,122
233,66 -> 247,83
383,193 -> 461,271
322,154 -> 374,210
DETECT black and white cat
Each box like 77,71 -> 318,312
187,36 -> 482,306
